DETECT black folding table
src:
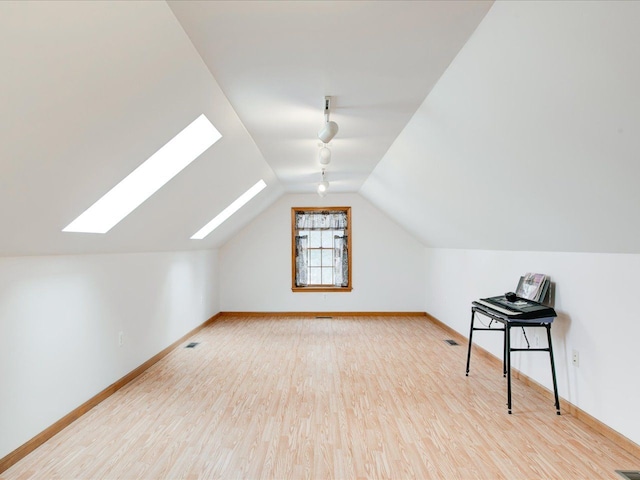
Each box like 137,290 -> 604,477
465,298 -> 561,415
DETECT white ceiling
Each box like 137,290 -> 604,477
4,1 -> 639,257
0,0 -> 491,256
168,0 -> 493,193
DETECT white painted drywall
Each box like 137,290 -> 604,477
0,0 -> 281,256
361,0 -> 640,253
424,247 -> 640,446
219,193 -> 426,312
0,250 -> 219,459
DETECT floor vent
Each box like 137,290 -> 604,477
616,471 -> 640,480
185,342 -> 199,348
315,316 -> 333,319
444,339 -> 460,346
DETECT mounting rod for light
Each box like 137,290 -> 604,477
318,96 -> 339,143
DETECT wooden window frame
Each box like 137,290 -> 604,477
291,206 -> 352,292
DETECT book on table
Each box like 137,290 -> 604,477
516,273 -> 550,303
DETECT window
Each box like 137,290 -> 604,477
292,207 -> 351,292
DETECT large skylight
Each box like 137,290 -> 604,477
63,114 -> 221,234
191,179 -> 267,240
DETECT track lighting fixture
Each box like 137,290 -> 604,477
315,97 -> 337,196
318,96 -> 339,143
318,146 -> 331,165
317,169 -> 329,197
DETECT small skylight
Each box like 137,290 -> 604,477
191,179 -> 267,240
63,114 -> 221,234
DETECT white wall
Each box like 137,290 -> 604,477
424,247 -> 640,446
362,1 -> 640,254
0,249 -> 219,459
0,1 -> 282,257
220,193 -> 426,312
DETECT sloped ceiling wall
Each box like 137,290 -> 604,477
361,1 -> 640,253
0,1 -> 281,256
6,1 -> 639,257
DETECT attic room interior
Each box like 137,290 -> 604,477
2,0 -> 640,478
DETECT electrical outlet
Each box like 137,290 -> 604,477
118,331 -> 124,347
572,349 -> 579,367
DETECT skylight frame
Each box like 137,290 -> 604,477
63,114 -> 221,234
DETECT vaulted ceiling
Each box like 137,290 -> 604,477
168,0 -> 492,193
3,1 -> 640,256
362,1 -> 640,253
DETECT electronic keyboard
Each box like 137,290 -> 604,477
473,295 -> 556,320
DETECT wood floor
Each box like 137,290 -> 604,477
2,315 -> 638,479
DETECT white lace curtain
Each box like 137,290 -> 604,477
295,211 -> 348,230
333,234 -> 348,287
295,234 -> 308,286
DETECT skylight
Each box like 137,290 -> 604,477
63,114 -> 221,234
191,179 -> 267,240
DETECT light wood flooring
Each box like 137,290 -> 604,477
2,315 -> 639,479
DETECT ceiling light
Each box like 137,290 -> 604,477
318,121 -> 338,144
318,146 -> 331,165
191,179 -> 266,239
317,96 -> 339,143
317,170 -> 329,198
63,114 -> 221,234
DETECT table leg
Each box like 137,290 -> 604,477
465,310 -> 475,376
546,324 -> 561,415
506,325 -> 512,414
503,323 -> 507,377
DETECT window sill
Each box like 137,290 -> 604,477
292,286 -> 352,293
